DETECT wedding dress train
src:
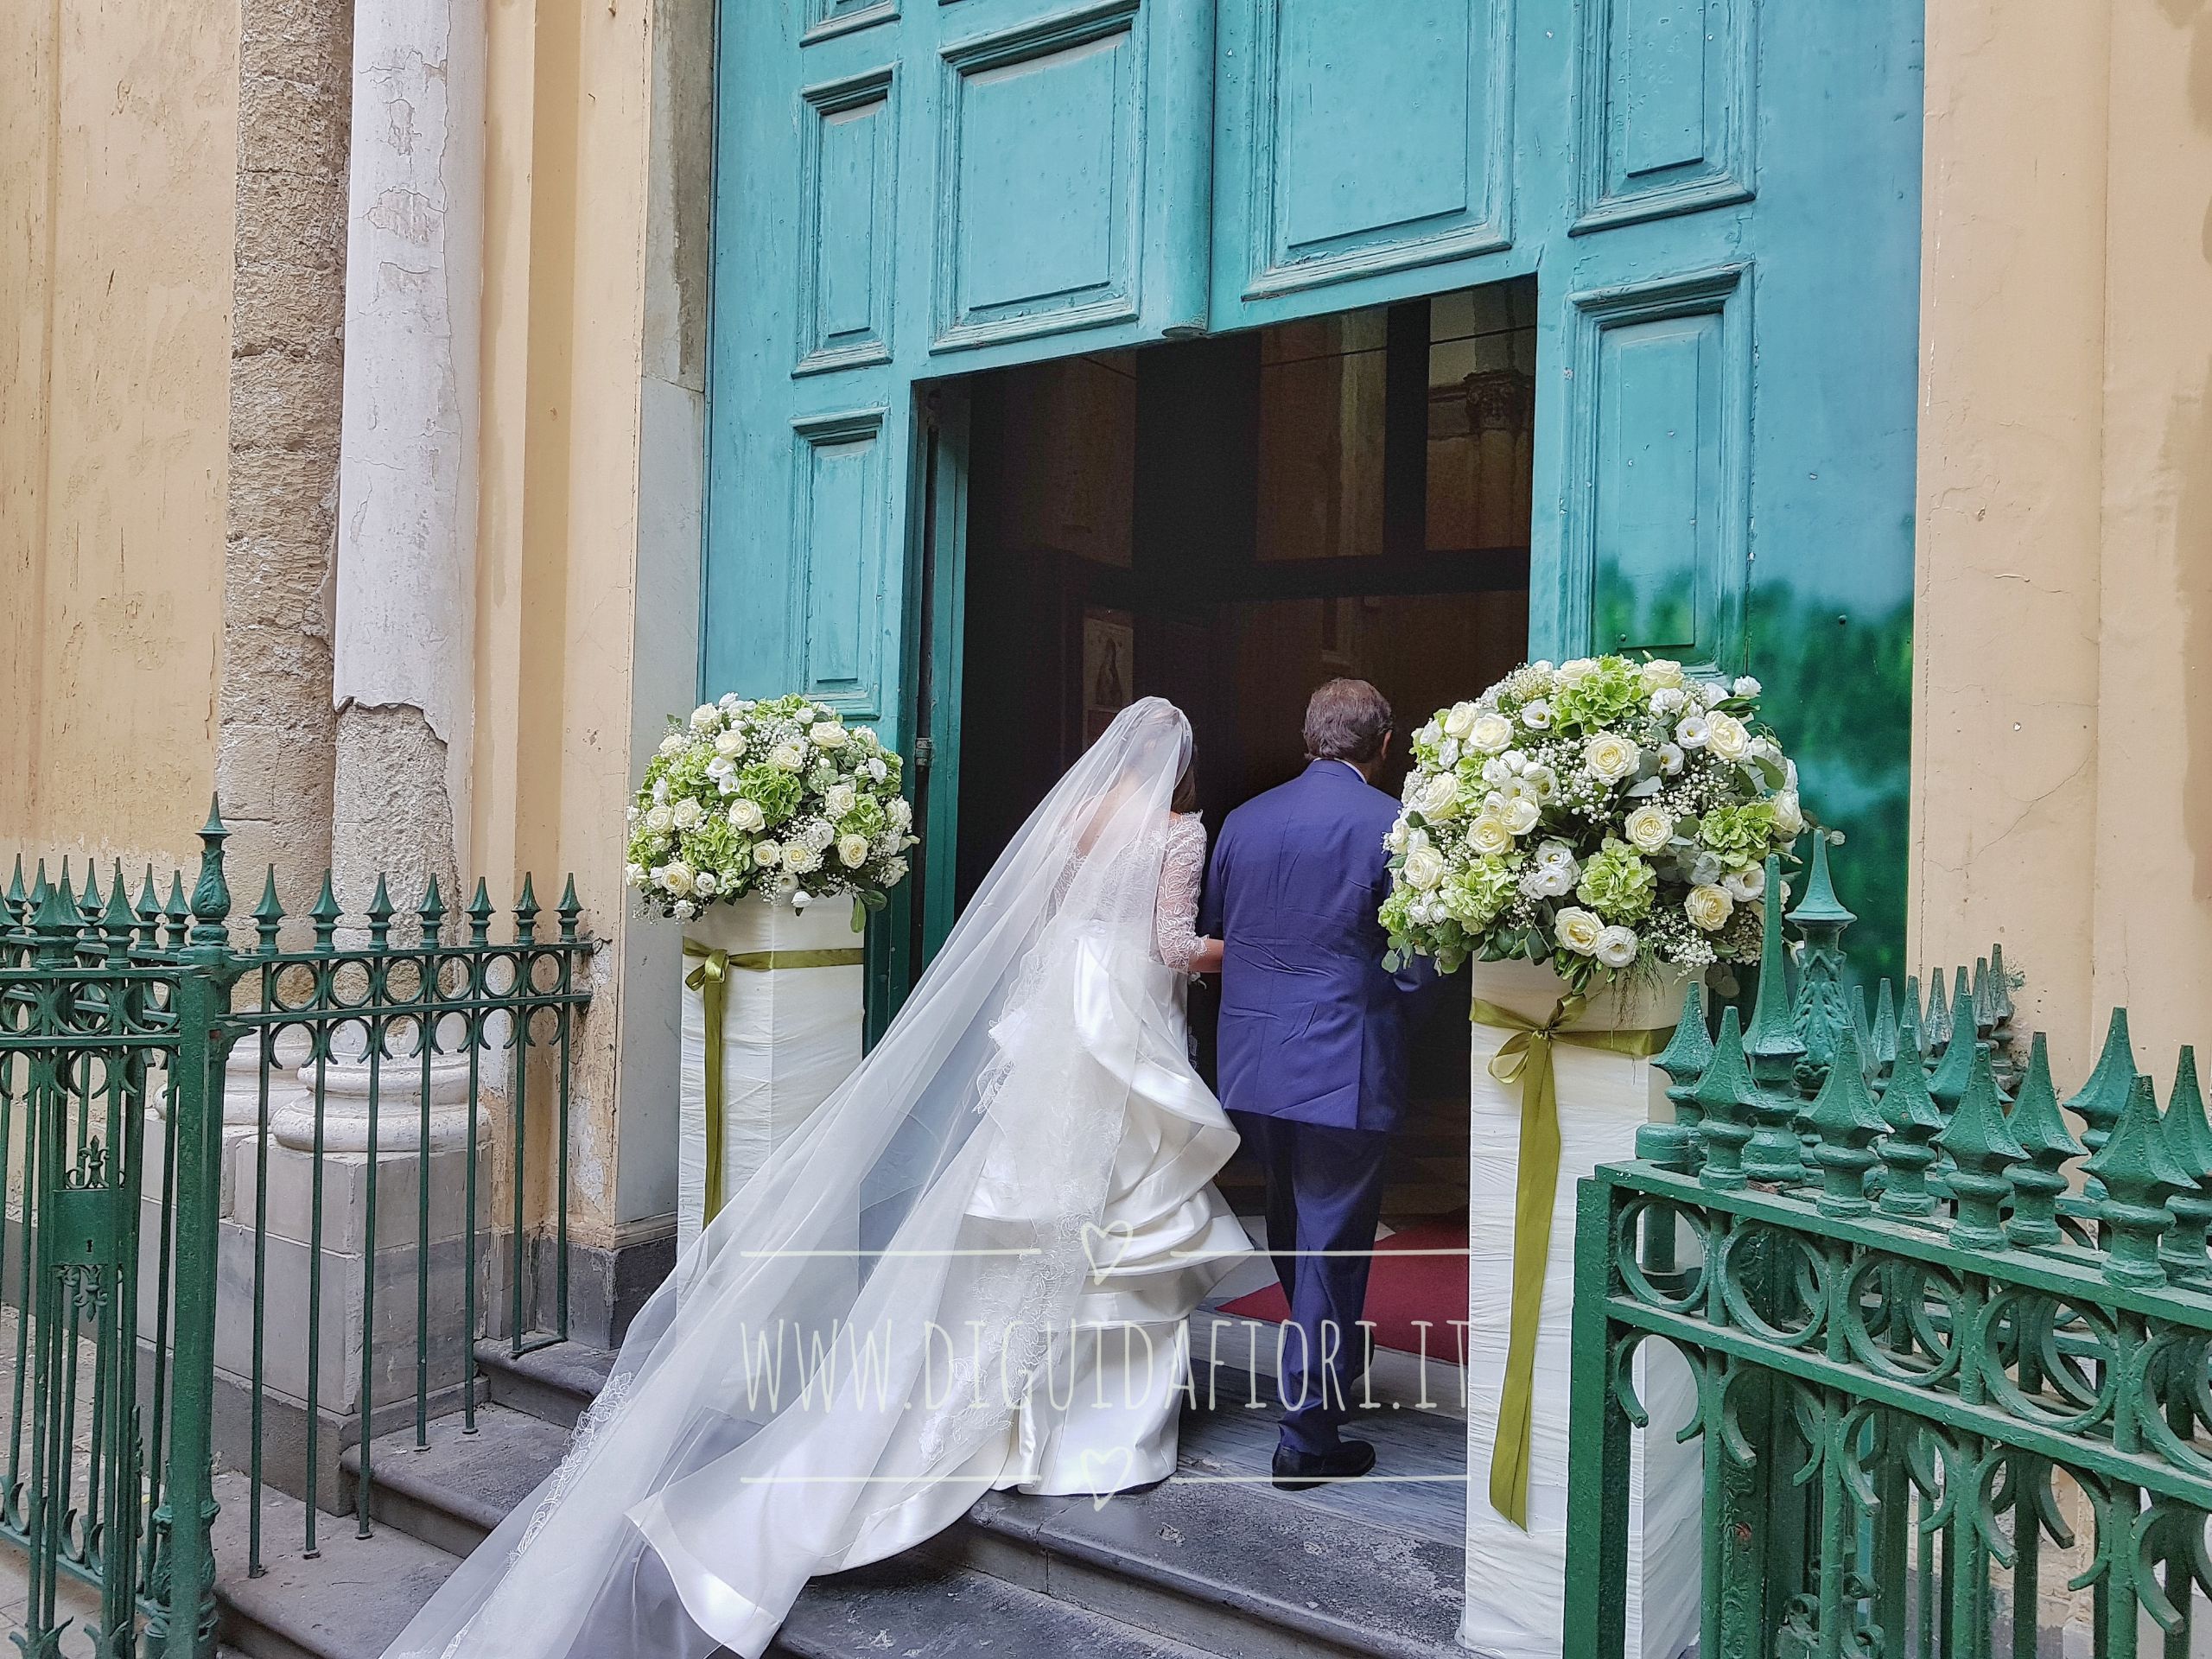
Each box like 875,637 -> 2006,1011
385,699 -> 1246,1659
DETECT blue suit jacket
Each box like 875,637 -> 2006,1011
1199,760 -> 1427,1133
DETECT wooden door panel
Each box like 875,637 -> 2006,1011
1571,0 -> 1755,232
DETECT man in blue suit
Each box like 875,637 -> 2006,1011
1198,678 -> 1431,1489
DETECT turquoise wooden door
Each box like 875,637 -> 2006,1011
1205,0 -> 1923,978
706,0 -> 1216,739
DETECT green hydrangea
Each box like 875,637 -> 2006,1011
1548,658 -> 1647,734
737,764 -> 804,826
1700,800 -> 1777,860
1575,839 -> 1656,924
1441,855 -> 1520,930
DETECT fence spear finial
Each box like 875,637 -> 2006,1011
2005,1033 -> 2082,1249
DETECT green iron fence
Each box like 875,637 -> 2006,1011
1565,835 -> 2212,1658
0,804 -> 591,1656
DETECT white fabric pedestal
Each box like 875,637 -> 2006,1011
1459,958 -> 1701,1659
677,899 -> 866,1255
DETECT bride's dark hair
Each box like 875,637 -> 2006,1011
1172,754 -> 1198,815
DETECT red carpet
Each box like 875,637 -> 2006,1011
1219,1213 -> 1469,1357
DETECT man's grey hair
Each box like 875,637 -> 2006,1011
1303,678 -> 1393,766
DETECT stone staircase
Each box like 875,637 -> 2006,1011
211,1341 -> 1471,1659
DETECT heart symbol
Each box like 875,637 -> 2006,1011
1077,1446 -> 1137,1510
1081,1221 -> 1136,1286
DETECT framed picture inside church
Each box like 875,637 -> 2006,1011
1083,607 -> 1135,746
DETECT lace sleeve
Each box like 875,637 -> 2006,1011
1154,816 -> 1209,974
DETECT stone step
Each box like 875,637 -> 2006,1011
472,1337 -> 616,1431
211,1472 -> 461,1659
338,1403 -> 573,1558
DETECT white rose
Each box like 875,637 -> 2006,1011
868,757 -> 889,783
645,804 -> 675,834
1772,789 -> 1804,836
728,798 -> 766,832
1675,714 -> 1711,750
1415,721 -> 1443,747
1594,925 -> 1640,969
1658,742 -> 1686,776
1558,658 -> 1598,685
658,862 -> 695,897
658,733 -> 685,757
694,871 -> 719,897
1705,712 -> 1751,760
1403,847 -> 1447,890
752,841 -> 783,868
1442,702 -> 1479,741
1721,863 -> 1765,902
1468,815 -> 1514,856
1685,884 -> 1734,932
1411,771 -> 1457,821
1469,713 -> 1515,754
824,783 -> 857,817
1385,820 -> 1410,853
1555,907 -> 1604,955
671,798 -> 706,831
769,744 -> 805,772
690,703 -> 721,732
1641,659 -> 1687,691
1502,797 -> 1541,836
810,721 -> 849,750
715,729 -> 747,757
1624,804 -> 1675,855
1520,699 -> 1552,730
1732,676 -> 1762,698
837,833 -> 871,868
1521,764 -> 1560,801
785,845 -> 824,875
1583,733 -> 1639,784
854,726 -> 879,748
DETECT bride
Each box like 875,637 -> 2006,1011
387,697 -> 1250,1659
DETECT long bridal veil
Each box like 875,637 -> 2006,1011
386,696 -> 1198,1659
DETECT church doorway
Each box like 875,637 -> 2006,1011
936,277 -> 1537,1368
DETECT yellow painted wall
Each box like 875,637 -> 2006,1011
0,0 -> 237,882
1912,0 -> 2212,1080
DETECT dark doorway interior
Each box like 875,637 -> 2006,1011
950,282 -> 1536,1292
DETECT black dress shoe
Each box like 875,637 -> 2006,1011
1271,1439 -> 1377,1491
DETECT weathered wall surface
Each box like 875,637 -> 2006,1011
1913,0 -> 2212,1078
1,0 -> 239,880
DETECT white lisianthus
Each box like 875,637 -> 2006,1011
1555,907 -> 1605,955
1403,847 -> 1447,890
1594,925 -> 1640,969
690,703 -> 721,733
1705,712 -> 1751,760
1415,721 -> 1443,747
824,783 -> 857,818
1463,814 -> 1511,857
658,733 -> 685,757
1535,838 -> 1577,871
1442,702 -> 1479,741
1436,737 -> 1462,768
705,754 -> 735,784
837,834 -> 871,868
881,857 -> 909,884
658,862 -> 696,897
1481,756 -> 1511,788
1689,851 -> 1724,887
887,796 -> 913,830
728,798 -> 766,832
1732,676 -> 1762,698
1520,698 -> 1552,730
1502,797 -> 1541,836
769,744 -> 804,772
1685,884 -> 1734,932
1641,659 -> 1687,691
868,757 -> 889,783
1521,764 -> 1560,801
1522,862 -> 1575,899
1657,742 -> 1686,776
752,841 -> 783,868
645,803 -> 675,834
1721,863 -> 1765,902
1418,771 -> 1462,820
1772,789 -> 1804,836
854,727 -> 879,749
671,798 -> 705,831
694,871 -> 719,897
1469,713 -> 1515,754
1583,732 -> 1640,784
624,862 -> 647,887
1675,714 -> 1711,749
1385,820 -> 1410,854
803,818 -> 836,852
809,721 -> 849,750
1649,686 -> 1687,715
671,899 -> 697,921
1624,804 -> 1675,855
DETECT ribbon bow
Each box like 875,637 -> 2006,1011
683,938 -> 865,1226
1471,991 -> 1672,1530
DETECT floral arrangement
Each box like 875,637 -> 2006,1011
625,694 -> 916,922
1380,656 -> 1806,984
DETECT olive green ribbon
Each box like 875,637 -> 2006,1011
683,940 -> 866,1226
1471,992 -> 1673,1529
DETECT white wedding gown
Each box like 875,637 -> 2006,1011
385,699 -> 1248,1659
